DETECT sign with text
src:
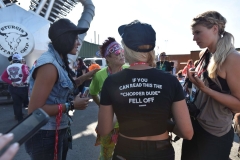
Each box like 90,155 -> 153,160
119,78 -> 162,107
0,22 -> 34,57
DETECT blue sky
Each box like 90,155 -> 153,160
18,0 -> 240,55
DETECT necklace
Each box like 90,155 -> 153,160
130,62 -> 148,66
107,66 -> 122,75
159,61 -> 165,70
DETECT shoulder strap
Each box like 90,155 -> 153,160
192,90 -> 200,103
195,49 -> 209,68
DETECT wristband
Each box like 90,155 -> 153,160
70,101 -> 75,111
65,103 -> 70,113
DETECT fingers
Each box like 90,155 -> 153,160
82,98 -> 90,102
74,97 -> 90,110
0,143 -> 19,160
0,133 -> 13,150
187,70 -> 197,82
77,92 -> 82,98
0,133 -> 19,160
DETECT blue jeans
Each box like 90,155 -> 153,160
181,119 -> 234,160
8,85 -> 28,121
25,128 -> 68,160
112,136 -> 174,160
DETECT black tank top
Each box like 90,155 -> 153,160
217,76 -> 229,92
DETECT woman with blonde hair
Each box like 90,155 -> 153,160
181,11 -> 240,160
98,20 -> 193,160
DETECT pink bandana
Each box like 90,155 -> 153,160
104,42 -> 123,57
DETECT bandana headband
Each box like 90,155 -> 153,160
104,42 -> 123,57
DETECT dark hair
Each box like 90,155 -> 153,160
52,31 -> 78,87
8,56 -> 12,62
77,57 -> 85,69
187,59 -> 193,65
100,37 -> 116,58
160,52 -> 166,56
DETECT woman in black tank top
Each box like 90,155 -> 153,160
182,11 -> 240,160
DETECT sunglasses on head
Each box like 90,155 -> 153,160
160,54 -> 166,56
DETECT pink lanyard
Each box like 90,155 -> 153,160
130,62 -> 148,66
54,104 -> 63,160
107,66 -> 122,76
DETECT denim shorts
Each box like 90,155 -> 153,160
25,128 -> 67,160
112,136 -> 174,160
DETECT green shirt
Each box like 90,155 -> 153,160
89,64 -> 129,95
89,64 -> 129,128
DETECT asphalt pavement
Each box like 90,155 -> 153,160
0,100 -> 239,160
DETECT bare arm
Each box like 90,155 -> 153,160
188,52 -> 240,112
75,69 -> 100,87
28,64 -> 58,115
98,105 -> 114,136
82,69 -> 86,75
28,64 -> 89,115
172,99 -> 193,140
91,95 -> 100,108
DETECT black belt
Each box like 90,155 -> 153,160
11,84 -> 28,87
156,139 -> 172,150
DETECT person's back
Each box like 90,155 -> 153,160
1,53 -> 29,122
102,68 -> 184,137
98,20 -> 193,160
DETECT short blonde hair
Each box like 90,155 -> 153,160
121,40 -> 156,67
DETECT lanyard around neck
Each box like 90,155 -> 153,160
130,62 -> 148,66
107,66 -> 122,76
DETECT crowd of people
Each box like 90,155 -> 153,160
1,10 -> 240,160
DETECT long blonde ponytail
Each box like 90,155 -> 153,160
208,32 -> 234,78
191,11 -> 235,78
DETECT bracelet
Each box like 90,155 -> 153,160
65,103 -> 70,113
70,101 -> 75,111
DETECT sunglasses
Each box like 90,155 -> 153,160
111,49 -> 124,56
160,55 -> 166,56
108,44 -> 124,56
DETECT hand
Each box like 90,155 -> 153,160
75,69 -> 100,86
234,113 -> 240,125
187,69 -> 206,91
11,82 -> 17,87
73,93 -> 90,110
86,68 -> 101,78
0,133 -> 19,160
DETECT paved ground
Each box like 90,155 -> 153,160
0,99 -> 239,160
